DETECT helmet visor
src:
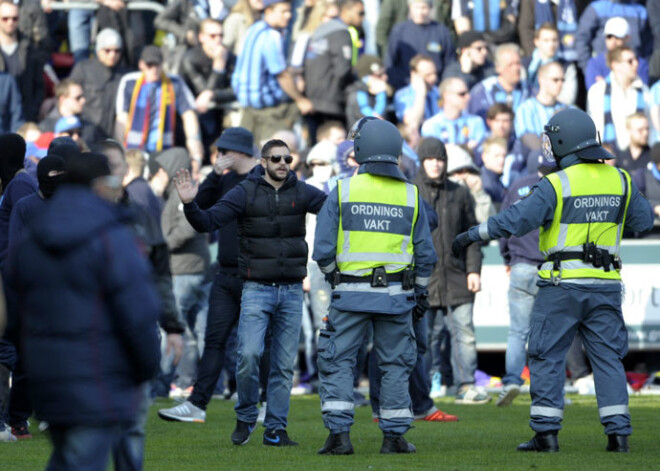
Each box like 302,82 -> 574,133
542,133 -> 555,163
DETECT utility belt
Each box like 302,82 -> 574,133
544,242 -> 621,284
334,266 -> 415,289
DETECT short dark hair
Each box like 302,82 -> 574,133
534,22 -> 558,40
261,139 -> 290,158
486,103 -> 514,121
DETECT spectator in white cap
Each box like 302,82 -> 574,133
70,28 -> 129,142
585,16 -> 650,89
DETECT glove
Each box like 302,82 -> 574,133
413,285 -> 430,321
452,231 -> 473,258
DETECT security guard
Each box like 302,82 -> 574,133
313,118 -> 437,455
453,108 -> 654,453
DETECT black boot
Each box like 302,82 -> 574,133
517,432 -> 559,452
606,434 -> 629,452
318,432 -> 354,455
380,435 -> 416,454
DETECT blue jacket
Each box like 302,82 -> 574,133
8,191 -> 45,256
0,171 -> 37,266
9,186 -> 161,425
498,173 -> 545,267
313,163 -> 438,314
0,73 -> 23,133
468,155 -> 655,287
575,0 -> 652,71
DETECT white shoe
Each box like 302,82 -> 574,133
574,374 -> 596,395
496,384 -> 520,407
158,401 -> 206,423
38,421 -> 49,432
257,403 -> 267,424
455,386 -> 491,404
0,427 -> 17,442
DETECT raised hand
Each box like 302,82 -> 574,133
174,169 -> 199,204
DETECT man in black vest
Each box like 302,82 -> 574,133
174,139 -> 327,447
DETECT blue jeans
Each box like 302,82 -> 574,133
235,282 -> 303,432
503,263 -> 539,386
171,274 -> 210,388
68,9 -> 94,63
369,314 -> 434,416
47,421 -> 139,471
427,303 -> 476,388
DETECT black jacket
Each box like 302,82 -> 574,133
0,34 -> 44,122
184,165 -> 327,282
70,57 -> 129,141
414,166 -> 482,307
180,45 -> 236,103
302,19 -> 354,116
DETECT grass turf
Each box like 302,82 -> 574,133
2,394 -> 657,470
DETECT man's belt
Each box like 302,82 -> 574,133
546,246 -> 621,272
335,266 -> 414,289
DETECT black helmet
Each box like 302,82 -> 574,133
542,108 -> 614,162
349,117 -> 402,165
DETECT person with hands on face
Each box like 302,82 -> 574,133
174,137 -> 326,448
313,118 -> 437,455
453,108 -> 654,453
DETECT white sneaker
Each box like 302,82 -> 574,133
496,384 -> 520,407
0,426 -> 17,442
257,402 -> 267,424
574,374 -> 596,395
430,372 -> 446,398
455,386 -> 491,404
38,421 -> 49,432
158,400 -> 206,423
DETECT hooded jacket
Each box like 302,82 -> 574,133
414,165 -> 482,307
156,148 -> 210,276
9,186 -> 161,425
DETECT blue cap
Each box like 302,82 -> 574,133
55,116 -> 82,134
214,127 -> 254,156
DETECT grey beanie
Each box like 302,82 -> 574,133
95,28 -> 123,53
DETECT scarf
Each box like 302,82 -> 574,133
534,0 -> 578,62
470,0 -> 501,32
603,74 -> 645,149
125,73 -> 176,152
650,161 -> 660,182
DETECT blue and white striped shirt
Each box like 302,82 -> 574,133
514,97 -> 568,138
468,76 -> 531,121
393,85 -> 440,123
421,109 -> 487,147
231,20 -> 289,109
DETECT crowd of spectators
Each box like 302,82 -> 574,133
1,0 -> 660,453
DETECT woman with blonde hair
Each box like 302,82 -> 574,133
223,0 -> 264,55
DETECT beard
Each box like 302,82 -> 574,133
266,164 -> 288,182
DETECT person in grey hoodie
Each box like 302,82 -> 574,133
151,147 -> 211,392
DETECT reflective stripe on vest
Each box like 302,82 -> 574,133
336,173 -> 418,277
538,164 -> 631,281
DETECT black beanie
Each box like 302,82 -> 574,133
37,155 -> 67,199
65,152 -> 111,186
417,137 -> 448,162
0,133 -> 27,187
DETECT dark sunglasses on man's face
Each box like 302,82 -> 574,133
266,154 -> 293,164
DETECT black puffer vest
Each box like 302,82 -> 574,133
238,174 -> 308,282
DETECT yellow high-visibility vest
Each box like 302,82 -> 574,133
538,163 -> 631,281
336,173 -> 418,277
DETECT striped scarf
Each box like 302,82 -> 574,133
603,75 -> 645,149
124,73 -> 176,151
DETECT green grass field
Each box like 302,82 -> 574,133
2,394 -> 658,470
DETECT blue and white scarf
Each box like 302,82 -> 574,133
603,74 -> 645,149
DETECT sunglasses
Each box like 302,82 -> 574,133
454,91 -> 469,97
0,16 -> 18,22
102,48 -> 121,54
206,33 -> 223,39
605,34 -> 620,40
548,77 -> 565,83
64,129 -> 81,137
71,94 -> 85,101
266,154 -> 293,164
